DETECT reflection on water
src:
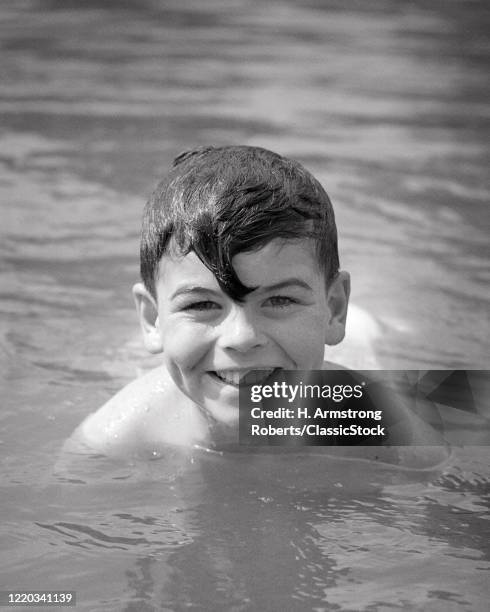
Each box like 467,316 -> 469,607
1,0 -> 489,610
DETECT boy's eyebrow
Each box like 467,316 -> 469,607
256,279 -> 314,293
170,285 -> 221,300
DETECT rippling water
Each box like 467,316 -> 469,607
1,0 -> 489,610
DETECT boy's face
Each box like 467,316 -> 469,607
135,239 -> 349,428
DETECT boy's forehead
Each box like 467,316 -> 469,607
156,238 -> 324,296
232,239 -> 321,285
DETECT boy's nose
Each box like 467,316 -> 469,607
217,307 -> 266,353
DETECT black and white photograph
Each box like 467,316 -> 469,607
1,1 -> 489,610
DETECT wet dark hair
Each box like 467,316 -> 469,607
141,145 -> 340,301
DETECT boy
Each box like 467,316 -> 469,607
69,145 -> 446,464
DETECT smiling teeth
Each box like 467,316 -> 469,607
213,369 -> 276,386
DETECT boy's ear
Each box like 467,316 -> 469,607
324,271 -> 350,346
132,283 -> 164,354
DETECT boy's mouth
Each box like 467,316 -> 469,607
209,368 -> 279,387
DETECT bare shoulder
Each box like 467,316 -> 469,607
318,361 -> 450,469
66,366 -> 203,456
321,359 -> 349,370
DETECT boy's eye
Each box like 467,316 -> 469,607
182,300 -> 221,312
264,295 -> 298,308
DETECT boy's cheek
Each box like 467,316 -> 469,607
161,328 -> 210,367
292,325 -> 328,367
